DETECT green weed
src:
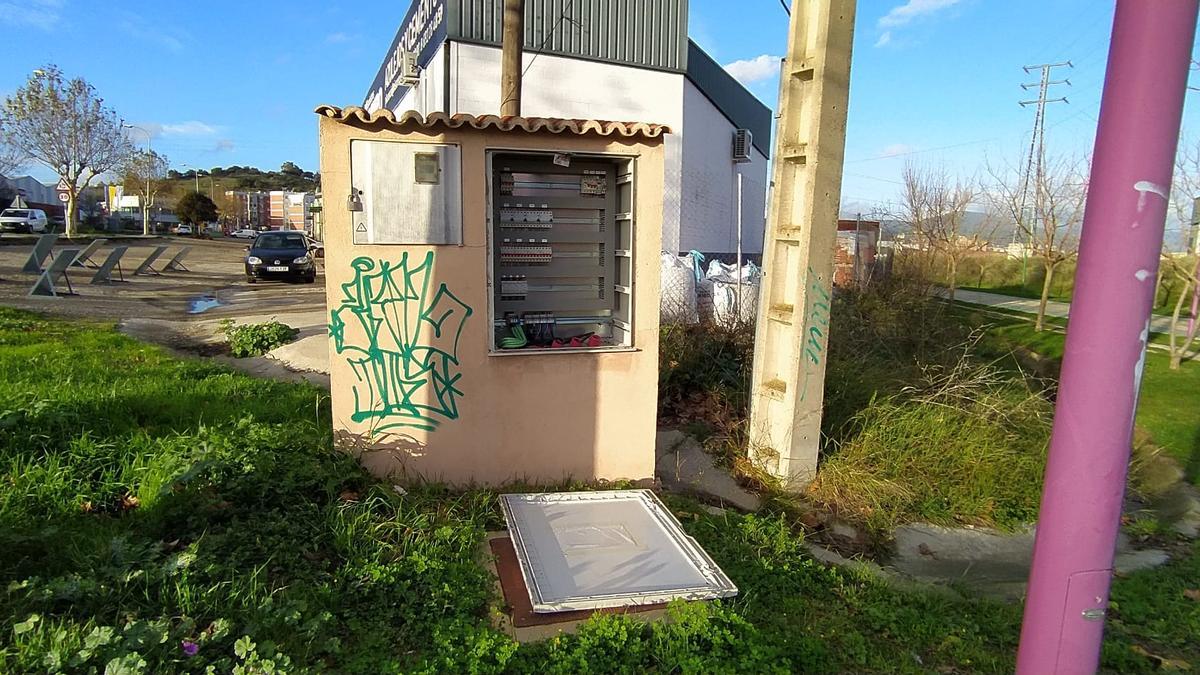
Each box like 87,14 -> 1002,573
0,307 -> 1194,673
218,320 -> 299,358
811,343 -> 1051,533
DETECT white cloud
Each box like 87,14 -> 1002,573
118,13 -> 185,53
0,0 -> 63,30
133,121 -> 221,139
162,121 -> 218,136
874,32 -> 892,48
878,0 -> 960,28
878,143 -> 916,158
723,55 -> 782,86
325,31 -> 350,44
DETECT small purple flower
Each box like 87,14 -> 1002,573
181,640 -> 199,657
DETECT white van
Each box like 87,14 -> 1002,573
0,208 -> 49,234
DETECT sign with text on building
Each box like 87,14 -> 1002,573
364,0 -> 446,113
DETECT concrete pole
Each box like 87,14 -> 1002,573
748,0 -> 856,488
1016,2 -> 1197,673
500,0 -> 524,117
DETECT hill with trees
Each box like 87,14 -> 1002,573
164,162 -> 318,195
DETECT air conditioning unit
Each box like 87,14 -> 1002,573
400,51 -> 420,84
732,129 -> 753,163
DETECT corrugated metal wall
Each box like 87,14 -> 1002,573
449,0 -> 688,72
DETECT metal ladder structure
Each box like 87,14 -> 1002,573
749,0 -> 856,488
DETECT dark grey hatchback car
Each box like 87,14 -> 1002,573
244,232 -> 318,283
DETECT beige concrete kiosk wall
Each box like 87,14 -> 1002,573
317,110 -> 666,486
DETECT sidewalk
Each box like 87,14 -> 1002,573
945,288 -> 1177,335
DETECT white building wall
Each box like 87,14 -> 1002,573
679,80 -> 767,256
391,43 -> 448,115
374,41 -> 766,255
448,42 -> 686,253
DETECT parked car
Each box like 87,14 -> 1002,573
244,231 -> 317,283
175,224 -> 194,236
0,208 -> 49,234
230,228 -> 259,239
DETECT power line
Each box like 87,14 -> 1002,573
1044,11 -> 1107,65
844,137 -> 1005,164
500,0 -> 577,109
844,170 -> 904,185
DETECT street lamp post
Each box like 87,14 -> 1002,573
122,124 -> 153,235
181,163 -> 200,193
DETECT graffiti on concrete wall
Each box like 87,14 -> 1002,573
329,253 -> 473,432
799,268 -> 831,402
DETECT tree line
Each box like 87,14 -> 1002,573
893,144 -> 1199,369
0,64 -> 317,237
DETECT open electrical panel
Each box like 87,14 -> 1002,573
489,152 -> 635,353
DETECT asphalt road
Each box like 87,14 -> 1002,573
0,234 -> 326,321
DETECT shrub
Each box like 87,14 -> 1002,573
810,335 -> 1052,533
658,323 -> 752,427
219,320 -> 299,358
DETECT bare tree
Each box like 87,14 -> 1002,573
0,138 -> 25,177
898,161 -> 987,301
117,149 -> 169,236
1161,133 -> 1200,369
1160,253 -> 1199,369
214,189 -> 243,229
0,65 -> 131,237
988,154 -> 1087,331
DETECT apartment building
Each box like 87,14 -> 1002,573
269,191 -> 315,230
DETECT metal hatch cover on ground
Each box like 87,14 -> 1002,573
499,490 -> 737,613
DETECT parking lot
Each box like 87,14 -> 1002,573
0,234 -> 326,321
0,234 -> 331,378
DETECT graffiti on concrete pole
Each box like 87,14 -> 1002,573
329,253 -> 473,432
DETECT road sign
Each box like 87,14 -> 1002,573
58,193 -> 69,203
55,178 -> 68,192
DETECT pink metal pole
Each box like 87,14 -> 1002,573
1016,2 -> 1198,673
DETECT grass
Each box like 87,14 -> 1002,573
950,251 -> 1198,318
0,307 -> 1196,672
658,284 -> 1057,534
967,307 -> 1200,485
808,366 -> 1051,534
948,300 -> 1186,348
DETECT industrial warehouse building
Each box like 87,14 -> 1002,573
363,0 -> 771,257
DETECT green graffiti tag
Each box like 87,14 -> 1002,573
799,267 -> 832,402
802,268 -> 832,366
329,253 -> 473,432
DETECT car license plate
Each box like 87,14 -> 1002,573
266,266 -> 289,272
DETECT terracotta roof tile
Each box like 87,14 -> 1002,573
314,105 -> 670,139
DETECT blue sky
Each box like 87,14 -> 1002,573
3,0 -> 1199,211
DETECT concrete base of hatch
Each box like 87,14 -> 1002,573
481,532 -> 671,643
